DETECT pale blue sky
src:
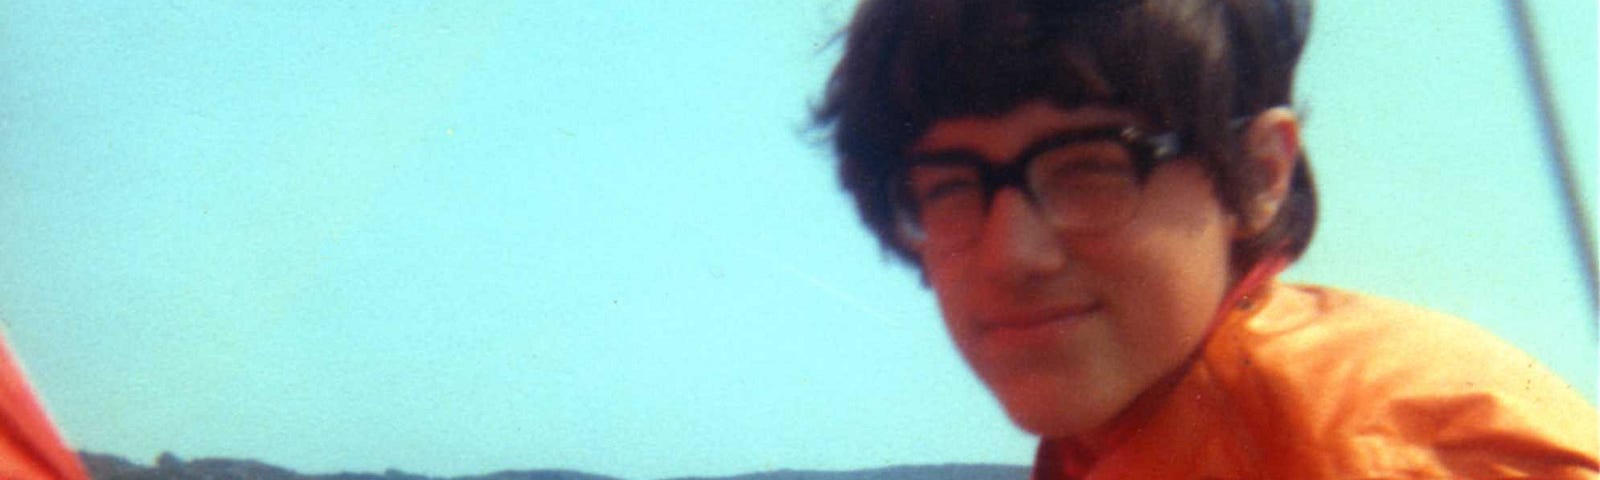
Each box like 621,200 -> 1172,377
0,1 -> 1593,479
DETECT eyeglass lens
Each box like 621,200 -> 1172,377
897,138 -> 1142,251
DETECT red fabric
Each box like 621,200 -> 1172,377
0,337 -> 88,480
1033,263 -> 1599,479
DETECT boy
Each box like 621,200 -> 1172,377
814,0 -> 1599,477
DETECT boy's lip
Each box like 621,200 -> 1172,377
976,301 -> 1103,334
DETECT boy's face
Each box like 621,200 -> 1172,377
909,100 -> 1238,438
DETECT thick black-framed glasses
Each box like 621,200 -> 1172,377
887,125 -> 1184,252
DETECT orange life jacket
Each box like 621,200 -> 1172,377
1034,265 -> 1598,479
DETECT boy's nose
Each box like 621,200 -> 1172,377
975,188 -> 1068,285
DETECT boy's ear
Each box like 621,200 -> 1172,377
1235,107 -> 1301,238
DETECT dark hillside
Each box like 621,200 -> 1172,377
79,451 -> 1028,480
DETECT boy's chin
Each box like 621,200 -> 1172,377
1005,408 -> 1101,439
992,383 -> 1124,439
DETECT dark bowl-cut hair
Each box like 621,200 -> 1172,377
814,0 -> 1318,272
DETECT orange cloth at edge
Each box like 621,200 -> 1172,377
0,335 -> 89,480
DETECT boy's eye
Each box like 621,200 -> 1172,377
1030,141 -> 1136,190
906,166 -> 982,204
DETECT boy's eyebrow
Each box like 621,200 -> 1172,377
904,149 -> 988,167
906,123 -> 1132,167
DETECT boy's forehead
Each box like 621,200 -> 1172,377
909,101 -> 1141,160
